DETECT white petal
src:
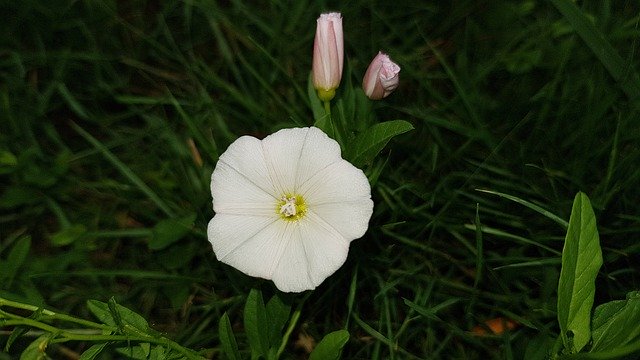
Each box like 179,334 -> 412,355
294,127 -> 342,188
212,136 -> 277,216
270,223 -> 316,292
261,128 -> 310,195
299,212 -> 350,286
218,218 -> 304,279
309,198 -> 373,240
271,213 -> 351,292
300,159 -> 372,205
207,214 -> 279,262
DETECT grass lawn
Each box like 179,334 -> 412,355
1,0 -> 639,359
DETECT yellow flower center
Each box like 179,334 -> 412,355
277,194 -> 307,221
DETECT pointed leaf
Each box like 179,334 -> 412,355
79,343 -> 109,360
219,312 -> 241,360
2,236 -> 31,290
309,330 -> 350,360
347,120 -> 413,167
307,72 -> 325,123
19,335 -> 49,360
244,289 -> 269,358
149,212 -> 197,250
557,192 -> 602,352
265,294 -> 291,346
591,291 -> 640,351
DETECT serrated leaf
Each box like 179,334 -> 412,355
79,343 -> 108,360
557,192 -> 602,353
309,330 -> 350,360
19,335 -> 49,360
149,212 -> 197,250
265,294 -> 290,347
591,291 -> 640,351
219,312 -> 241,360
244,289 -> 269,358
347,120 -> 413,167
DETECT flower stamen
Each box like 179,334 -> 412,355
277,194 -> 307,221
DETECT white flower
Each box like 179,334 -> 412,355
207,127 -> 373,292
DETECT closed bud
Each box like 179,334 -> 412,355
362,52 -> 400,100
312,12 -> 343,101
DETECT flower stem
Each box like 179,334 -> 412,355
323,100 -> 342,145
276,293 -> 311,358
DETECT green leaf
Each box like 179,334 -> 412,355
79,343 -> 109,360
591,291 -> 640,351
265,294 -> 291,347
87,298 -> 149,335
19,335 -> 49,360
347,120 -> 413,167
308,330 -> 350,360
557,192 -> 602,353
149,212 -> 197,250
549,0 -> 640,102
0,186 -> 41,209
1,236 -> 31,290
307,72 -> 325,123
50,224 -> 87,247
218,312 -> 241,360
244,289 -> 269,358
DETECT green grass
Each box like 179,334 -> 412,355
1,0 -> 639,359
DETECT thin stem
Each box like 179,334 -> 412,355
276,293 -> 310,358
0,297 -> 113,330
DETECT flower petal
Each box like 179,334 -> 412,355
300,159 -> 372,205
212,136 -> 277,216
298,212 -> 350,286
295,127 -> 342,188
308,198 -> 373,240
209,214 -> 289,279
261,128 -> 309,196
208,214 -> 279,261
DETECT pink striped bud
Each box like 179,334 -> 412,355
362,52 -> 400,100
312,12 -> 343,101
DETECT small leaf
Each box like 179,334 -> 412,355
308,330 -> 350,360
218,312 -> 241,360
0,186 -> 41,209
265,294 -> 291,346
1,236 -> 31,290
4,326 -> 29,352
557,192 -> 602,353
149,212 -> 197,250
87,298 -> 149,335
50,224 -> 87,247
19,335 -> 49,360
79,343 -> 109,360
307,72 -> 325,123
347,120 -> 413,167
591,291 -> 640,351
244,289 -> 269,358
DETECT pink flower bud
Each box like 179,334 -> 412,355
362,52 -> 401,100
312,12 -> 343,101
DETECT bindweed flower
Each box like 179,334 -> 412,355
312,12 -> 343,102
207,127 -> 373,292
362,51 -> 401,100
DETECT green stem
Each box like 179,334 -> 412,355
0,298 -> 203,360
0,297 -> 112,330
276,293 -> 310,358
